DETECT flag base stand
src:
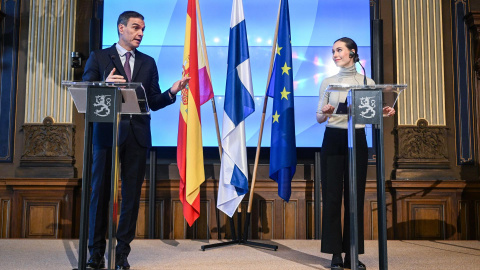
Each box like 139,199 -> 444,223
201,211 -> 240,251
241,212 -> 278,251
201,211 -> 278,251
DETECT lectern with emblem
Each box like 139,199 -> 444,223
322,84 -> 406,270
62,81 -> 149,270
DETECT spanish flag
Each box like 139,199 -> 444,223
177,0 -> 213,226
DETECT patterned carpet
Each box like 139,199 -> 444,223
0,239 -> 479,269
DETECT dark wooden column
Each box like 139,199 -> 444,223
466,11 -> 480,178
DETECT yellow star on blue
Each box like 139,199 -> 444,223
277,45 -> 282,55
281,62 -> 291,75
280,87 -> 291,100
272,111 -> 280,123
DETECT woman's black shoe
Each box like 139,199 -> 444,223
330,253 -> 344,269
343,258 -> 366,269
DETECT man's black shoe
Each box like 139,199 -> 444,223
115,253 -> 130,270
86,252 -> 105,269
330,253 -> 344,269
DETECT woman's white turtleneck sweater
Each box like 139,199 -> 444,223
316,64 -> 375,129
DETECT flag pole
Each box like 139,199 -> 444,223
246,0 -> 281,214
196,0 -> 223,159
195,0 -> 235,247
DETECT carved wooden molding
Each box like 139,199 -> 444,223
396,119 -> 448,160
465,12 -> 480,39
466,12 -> 480,79
21,117 -> 75,163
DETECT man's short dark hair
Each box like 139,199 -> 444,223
117,11 -> 144,36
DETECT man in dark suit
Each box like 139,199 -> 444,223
82,11 -> 188,269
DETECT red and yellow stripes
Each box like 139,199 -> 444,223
177,0 -> 207,227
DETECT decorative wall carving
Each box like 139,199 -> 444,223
394,119 -> 454,180
397,119 -> 448,160
22,117 -> 75,160
18,117 -> 76,178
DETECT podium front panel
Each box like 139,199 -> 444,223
87,86 -> 118,123
352,89 -> 382,125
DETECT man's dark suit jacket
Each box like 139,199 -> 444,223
82,44 -> 176,256
82,44 -> 175,147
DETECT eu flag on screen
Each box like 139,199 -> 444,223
266,0 -> 296,202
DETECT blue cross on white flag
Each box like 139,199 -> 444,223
217,0 -> 255,217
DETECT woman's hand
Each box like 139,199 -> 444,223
383,106 -> 395,117
322,104 -> 335,114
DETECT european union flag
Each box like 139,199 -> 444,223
267,0 -> 296,202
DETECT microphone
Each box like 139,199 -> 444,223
357,59 -> 367,85
103,55 -> 116,82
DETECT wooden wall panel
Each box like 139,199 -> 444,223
1,198 -> 11,238
283,201 -> 297,239
364,181 -> 394,240
155,201 -> 164,239
476,201 -> 480,239
23,201 -> 60,238
196,200 -> 210,239
370,201 -> 379,240
136,201 -> 148,238
306,200 -> 315,239
134,200 -> 164,239
259,200 -> 274,239
172,200 -> 185,239
458,201 -> 468,240
224,202 -> 247,239
409,203 -> 445,239
1,177 -> 479,241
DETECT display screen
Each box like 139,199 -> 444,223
103,0 -> 372,147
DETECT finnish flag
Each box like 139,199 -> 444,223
217,0 -> 255,217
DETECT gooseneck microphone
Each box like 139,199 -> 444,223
358,60 -> 367,85
350,50 -> 367,85
103,55 -> 116,82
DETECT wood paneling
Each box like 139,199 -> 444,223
410,203 -> 445,239
306,201 -> 315,239
134,200 -> 164,239
169,200 -> 210,239
458,201 -> 468,240
390,180 -> 466,240
1,199 -> 11,238
172,200 -> 185,239
196,200 -> 210,239
364,181 -> 394,241
224,202 -> 247,239
476,201 -> 480,239
0,178 -> 79,239
259,200 -> 274,239
283,200 -> 297,239
1,177 -> 479,241
23,201 -> 60,238
371,201 -> 379,240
